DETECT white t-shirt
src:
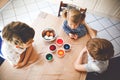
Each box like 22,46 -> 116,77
1,41 -> 26,65
84,53 -> 109,73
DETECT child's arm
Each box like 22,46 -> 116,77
17,51 -> 25,63
62,20 -> 72,34
62,9 -> 68,19
82,20 -> 97,38
15,45 -> 33,68
74,47 -> 88,72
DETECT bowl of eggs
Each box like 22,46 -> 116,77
42,28 -> 57,42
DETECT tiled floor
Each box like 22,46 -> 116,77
0,0 -> 120,57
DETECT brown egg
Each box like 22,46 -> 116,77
46,31 -> 50,36
49,32 -> 54,37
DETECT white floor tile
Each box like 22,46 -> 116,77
3,2 -> 13,10
115,37 -> 120,46
14,6 -> 27,16
115,23 -> 120,31
12,0 -> 25,8
36,1 -> 49,9
26,3 -> 39,12
24,0 -> 36,5
98,18 -> 113,28
40,7 -> 54,15
97,30 -> 113,41
3,17 -> 16,26
52,12 -> 58,16
93,14 -> 103,20
35,0 -> 48,3
88,21 -> 105,31
48,3 -> 59,13
106,26 -> 120,38
109,18 -> 120,25
0,21 -> 4,30
86,13 -> 96,23
0,14 -> 2,20
29,10 -> 40,22
2,9 -> 16,19
16,13 -> 31,25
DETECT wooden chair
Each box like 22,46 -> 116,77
58,1 -> 87,17
58,1 -> 68,17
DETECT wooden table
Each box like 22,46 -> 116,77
0,12 -> 96,80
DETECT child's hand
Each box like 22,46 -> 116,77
14,62 -> 25,68
73,34 -> 78,40
69,33 -> 74,38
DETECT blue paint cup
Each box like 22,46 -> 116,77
63,44 -> 71,51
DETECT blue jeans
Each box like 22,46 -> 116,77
0,56 -> 4,65
0,35 -> 5,65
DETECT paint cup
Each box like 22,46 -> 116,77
57,49 -> 65,57
49,44 -> 56,52
63,43 -> 71,51
56,38 -> 63,46
45,53 -> 53,61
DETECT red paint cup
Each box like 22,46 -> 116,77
49,44 -> 56,52
56,38 -> 63,46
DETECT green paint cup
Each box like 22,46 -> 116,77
45,53 -> 53,61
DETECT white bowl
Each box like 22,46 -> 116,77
42,28 -> 57,42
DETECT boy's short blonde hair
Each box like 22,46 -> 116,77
86,38 -> 114,61
2,21 -> 35,45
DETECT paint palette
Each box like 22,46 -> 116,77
45,37 -> 72,62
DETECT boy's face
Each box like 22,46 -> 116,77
12,38 -> 34,49
20,39 -> 34,48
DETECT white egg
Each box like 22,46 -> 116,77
48,36 -> 54,40
44,36 -> 49,40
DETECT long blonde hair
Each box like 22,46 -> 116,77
62,8 -> 86,24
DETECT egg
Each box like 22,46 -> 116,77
48,36 -> 53,40
49,32 -> 54,37
44,36 -> 49,40
46,31 -> 50,36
